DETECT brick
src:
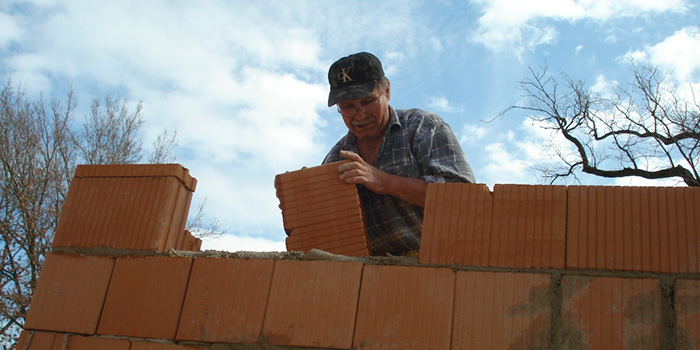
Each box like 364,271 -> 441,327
560,275 -> 661,349
420,183 -> 493,265
177,258 -> 275,343
64,335 -> 131,350
74,163 -> 197,191
274,160 -> 350,186
178,230 -> 202,251
16,332 -> 130,350
15,331 -> 62,349
489,184 -> 566,269
97,256 -> 192,339
24,253 -> 114,334
53,164 -> 195,252
286,214 -> 369,256
675,279 -> 700,349
353,265 -> 455,350
566,186 -> 700,273
282,196 -> 362,231
130,342 -> 208,350
452,271 -> 551,349
263,260 -> 363,348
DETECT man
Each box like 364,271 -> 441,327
323,52 -> 475,256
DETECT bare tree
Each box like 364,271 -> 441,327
77,96 -> 144,164
503,61 -> 700,186
0,82 -> 75,345
148,129 -> 178,163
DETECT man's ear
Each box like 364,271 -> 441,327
385,81 -> 391,101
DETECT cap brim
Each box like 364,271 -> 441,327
327,80 -> 377,107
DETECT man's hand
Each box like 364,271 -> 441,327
337,150 -> 428,207
337,150 -> 389,194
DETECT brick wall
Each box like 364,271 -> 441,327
16,164 -> 700,349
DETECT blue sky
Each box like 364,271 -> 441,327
2,0 -> 699,251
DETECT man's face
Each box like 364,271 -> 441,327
337,84 -> 391,142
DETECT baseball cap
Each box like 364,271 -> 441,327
327,52 -> 385,107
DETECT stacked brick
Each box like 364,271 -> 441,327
421,183 -> 567,268
16,166 -> 700,349
275,160 -> 370,256
53,164 -> 201,252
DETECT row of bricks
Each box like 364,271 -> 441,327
276,161 -> 370,256
420,183 -> 700,273
23,253 -> 700,349
52,164 -> 200,252
17,331 -> 205,350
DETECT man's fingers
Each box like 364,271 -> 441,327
339,150 -> 362,161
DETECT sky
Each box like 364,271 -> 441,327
2,0 -> 699,252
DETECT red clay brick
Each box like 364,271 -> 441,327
566,186 -> 700,273
489,184 -> 566,269
97,256 -> 192,339
353,265 -> 455,350
452,271 -> 551,349
675,279 -> 700,349
420,183 -> 493,266
130,341 -> 209,350
561,275 -> 661,349
15,331 -> 62,349
24,253 -> 114,334
178,230 -> 202,251
263,260 -> 363,348
64,335 -> 131,350
177,258 -> 275,343
53,174 -> 194,252
16,332 -> 131,350
74,163 -> 197,191
274,160 -> 350,185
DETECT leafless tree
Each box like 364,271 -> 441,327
0,82 -> 75,346
76,96 -> 144,164
503,61 -> 700,186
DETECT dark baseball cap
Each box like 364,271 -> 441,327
327,52 -> 385,107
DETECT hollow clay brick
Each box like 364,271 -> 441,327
15,331 -> 62,349
420,183 -> 493,266
353,265 -> 455,350
16,332 -> 130,350
675,279 -> 700,349
74,163 -> 197,191
63,335 -> 131,350
490,184 -> 566,269
24,253 -> 115,335
130,342 -> 209,350
53,173 -> 194,252
274,160 -> 350,186
560,275 -> 661,349
566,186 -> 700,273
177,230 -> 202,251
97,256 -> 192,339
263,260 -> 363,348
452,271 -> 551,350
177,258 -> 275,343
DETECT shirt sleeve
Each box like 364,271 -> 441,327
414,120 -> 476,184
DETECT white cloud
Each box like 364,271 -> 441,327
200,233 -> 286,252
459,124 -> 488,145
471,0 -> 688,55
427,95 -> 462,113
642,26 -> 700,82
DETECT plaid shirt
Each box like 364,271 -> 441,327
323,106 -> 475,255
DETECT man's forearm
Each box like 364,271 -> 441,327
377,172 -> 428,207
